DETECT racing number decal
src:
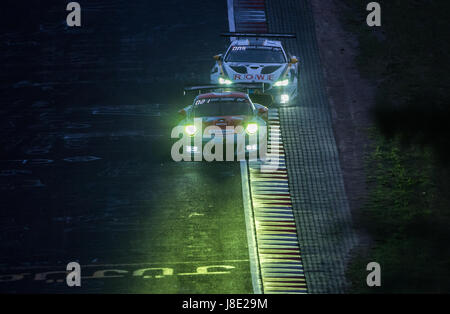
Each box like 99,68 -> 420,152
195,99 -> 207,105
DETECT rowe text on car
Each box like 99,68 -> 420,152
210,33 -> 298,105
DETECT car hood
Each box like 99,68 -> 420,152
201,115 -> 249,129
223,62 -> 287,84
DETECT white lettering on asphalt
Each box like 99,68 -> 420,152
0,264 -> 238,284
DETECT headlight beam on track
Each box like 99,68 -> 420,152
241,109 -> 308,294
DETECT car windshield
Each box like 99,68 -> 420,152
193,97 -> 251,117
225,46 -> 286,63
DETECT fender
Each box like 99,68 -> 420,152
214,55 -> 225,77
280,57 -> 298,80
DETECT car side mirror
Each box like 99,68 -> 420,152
255,105 -> 268,121
213,54 -> 223,61
290,57 -> 298,64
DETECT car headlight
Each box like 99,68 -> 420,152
219,77 -> 232,85
185,125 -> 197,136
280,94 -> 289,104
246,123 -> 258,134
274,79 -> 289,87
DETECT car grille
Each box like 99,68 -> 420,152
230,66 -> 247,74
260,65 -> 281,74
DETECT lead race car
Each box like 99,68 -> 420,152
210,33 -> 298,105
175,84 -> 269,161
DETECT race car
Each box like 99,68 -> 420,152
176,86 -> 268,161
210,33 -> 298,105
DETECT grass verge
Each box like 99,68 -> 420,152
340,0 -> 450,293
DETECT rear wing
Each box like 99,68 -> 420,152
183,83 -> 266,95
220,32 -> 296,39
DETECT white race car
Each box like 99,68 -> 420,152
210,33 -> 298,105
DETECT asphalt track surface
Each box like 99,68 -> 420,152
0,1 -> 253,293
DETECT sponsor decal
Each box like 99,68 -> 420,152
233,74 -> 274,81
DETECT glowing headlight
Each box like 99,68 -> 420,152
274,79 -> 289,87
246,123 -> 258,134
185,125 -> 197,136
219,77 -> 233,85
280,94 -> 290,104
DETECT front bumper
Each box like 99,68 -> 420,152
184,133 -> 266,161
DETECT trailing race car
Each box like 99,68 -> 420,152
176,85 -> 268,161
210,33 -> 298,105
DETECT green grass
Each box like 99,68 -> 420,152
347,131 -> 450,293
